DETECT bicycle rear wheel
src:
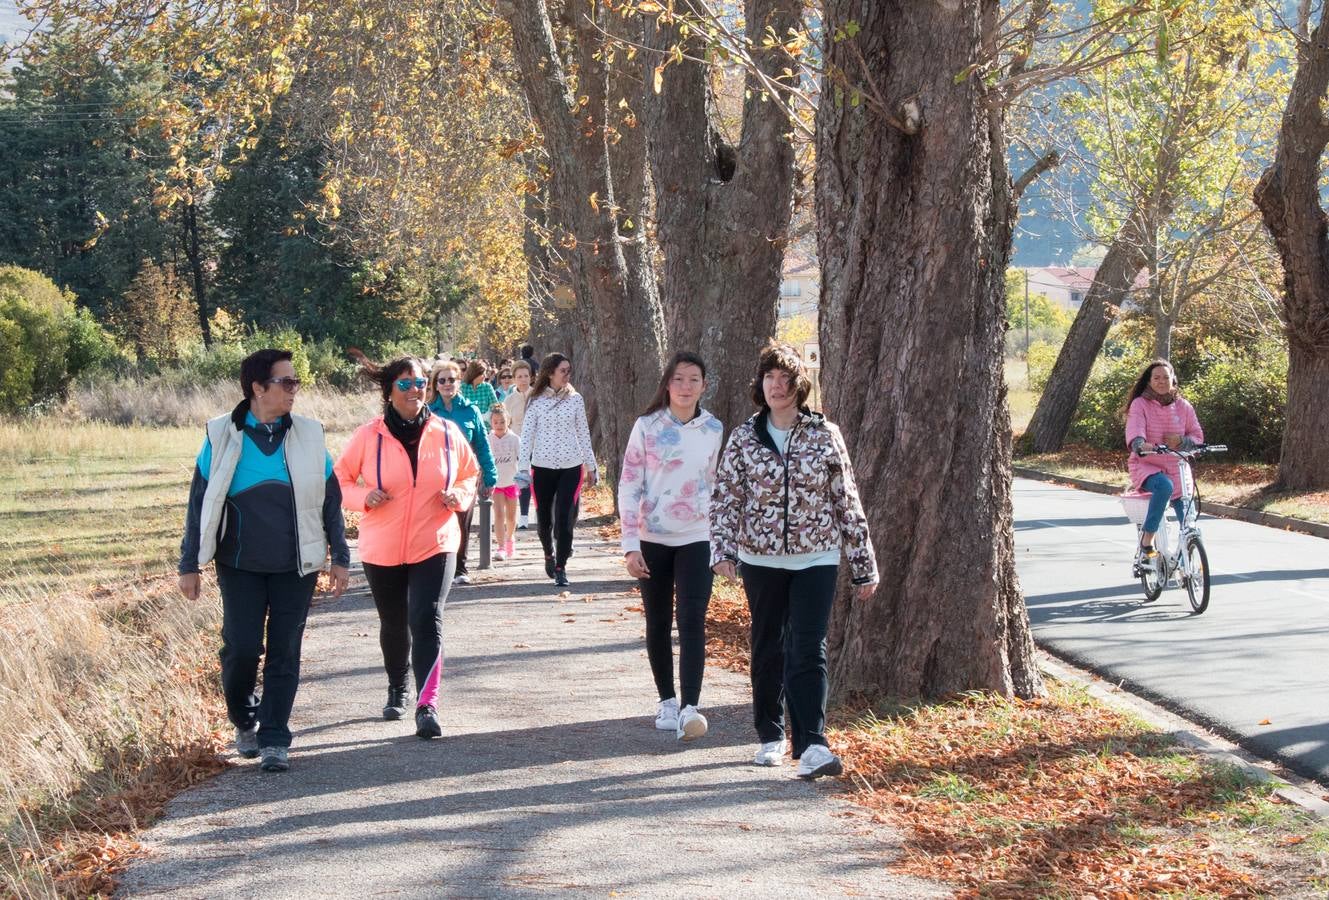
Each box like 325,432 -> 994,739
1182,535 -> 1210,614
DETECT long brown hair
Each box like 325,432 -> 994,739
463,359 -> 487,386
643,351 -> 708,417
528,352 -> 570,410
1119,358 -> 1177,422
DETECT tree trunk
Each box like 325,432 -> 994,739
1153,311 -> 1173,361
643,0 -> 799,430
1021,220 -> 1148,453
1253,8 -> 1329,490
816,0 -> 1043,700
503,0 -> 666,488
181,200 -> 211,347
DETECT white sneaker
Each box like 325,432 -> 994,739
676,705 -> 708,742
796,744 -> 843,779
518,515 -> 529,529
452,574 -> 471,586
494,550 -> 506,561
654,697 -> 680,731
753,739 -> 786,766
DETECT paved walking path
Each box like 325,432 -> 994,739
120,525 -> 943,898
1014,477 -> 1329,784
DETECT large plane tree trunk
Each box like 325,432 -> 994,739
503,0 -> 666,487
1254,8 -> 1329,490
642,0 -> 799,428
816,0 -> 1043,699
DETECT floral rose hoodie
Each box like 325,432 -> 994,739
617,408 -> 724,554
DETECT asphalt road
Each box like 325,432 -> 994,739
1013,477 -> 1329,785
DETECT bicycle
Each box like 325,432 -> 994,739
1120,443 -> 1227,613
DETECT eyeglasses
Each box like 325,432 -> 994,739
265,377 -> 302,392
395,377 -> 428,391
436,377 -> 459,385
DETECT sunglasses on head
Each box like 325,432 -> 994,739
395,377 -> 428,391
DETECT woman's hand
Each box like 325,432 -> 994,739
625,551 -> 650,579
854,582 -> 878,602
583,464 -> 599,487
178,572 -> 201,601
441,488 -> 463,510
712,560 -> 737,581
365,489 -> 392,509
328,564 -> 350,598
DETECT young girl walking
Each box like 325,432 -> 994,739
618,352 -> 725,741
488,404 -> 521,560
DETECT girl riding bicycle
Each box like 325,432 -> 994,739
1124,359 -> 1204,563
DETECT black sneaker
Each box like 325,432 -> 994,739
415,705 -> 441,739
544,554 -> 556,579
554,567 -> 570,587
259,746 -> 289,772
383,687 -> 408,721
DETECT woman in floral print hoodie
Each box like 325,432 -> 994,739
619,352 -> 724,743
711,342 -> 878,780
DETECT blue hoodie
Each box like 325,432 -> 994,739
429,393 -> 497,487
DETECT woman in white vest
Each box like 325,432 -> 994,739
178,349 -> 351,773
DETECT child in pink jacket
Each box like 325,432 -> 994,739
1124,360 -> 1204,559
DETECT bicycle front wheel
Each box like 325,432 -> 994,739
1182,535 -> 1210,614
1139,556 -> 1164,603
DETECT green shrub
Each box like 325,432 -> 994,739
306,337 -> 359,390
1066,341 -> 1150,450
0,315 -> 36,411
1186,341 -> 1286,462
1026,341 -> 1061,394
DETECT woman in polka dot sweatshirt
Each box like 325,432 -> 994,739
515,352 -> 598,586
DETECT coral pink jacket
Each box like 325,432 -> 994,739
1125,395 -> 1203,500
335,416 -> 479,566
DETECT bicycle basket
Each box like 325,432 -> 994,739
1121,494 -> 1152,525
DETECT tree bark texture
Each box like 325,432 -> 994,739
504,0 -> 666,488
816,0 -> 1043,700
181,200 -> 211,347
643,0 -> 799,430
1254,10 -> 1329,490
1021,218 -> 1148,453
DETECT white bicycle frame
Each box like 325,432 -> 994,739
1123,444 -> 1225,582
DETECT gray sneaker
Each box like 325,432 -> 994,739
235,725 -> 260,759
259,746 -> 289,772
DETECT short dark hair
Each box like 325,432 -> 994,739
750,341 -> 812,409
352,352 -> 428,403
241,348 -> 293,400
520,344 -> 534,357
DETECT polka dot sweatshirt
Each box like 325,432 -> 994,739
517,387 -> 598,472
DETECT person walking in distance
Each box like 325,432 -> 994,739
515,353 -> 597,588
619,352 -> 724,742
459,360 -> 499,429
504,360 -> 534,529
710,342 -> 878,779
335,356 -> 480,738
488,403 -> 521,560
178,349 -> 351,773
427,360 -> 497,586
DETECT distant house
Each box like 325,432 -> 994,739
1016,266 -> 1150,312
779,253 -> 819,319
1016,266 -> 1097,311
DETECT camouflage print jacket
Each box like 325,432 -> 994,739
710,408 -> 878,585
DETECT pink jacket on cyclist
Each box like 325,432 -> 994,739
1125,395 -> 1203,500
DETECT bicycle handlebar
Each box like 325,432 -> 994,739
1139,443 -> 1227,458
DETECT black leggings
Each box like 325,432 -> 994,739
362,552 -> 456,710
533,465 -> 581,567
455,506 -> 473,576
739,562 -> 838,759
215,564 -> 319,749
639,540 -> 713,708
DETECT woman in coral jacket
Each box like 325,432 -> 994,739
335,356 -> 479,739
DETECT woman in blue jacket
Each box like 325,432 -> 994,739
428,359 -> 497,585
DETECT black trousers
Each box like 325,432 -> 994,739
532,465 -> 581,568
519,484 -> 531,517
739,562 -> 838,758
639,541 -> 713,708
215,564 -> 319,749
362,552 -> 456,710
454,507 -> 473,576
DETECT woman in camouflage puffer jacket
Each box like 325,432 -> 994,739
711,342 -> 878,781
